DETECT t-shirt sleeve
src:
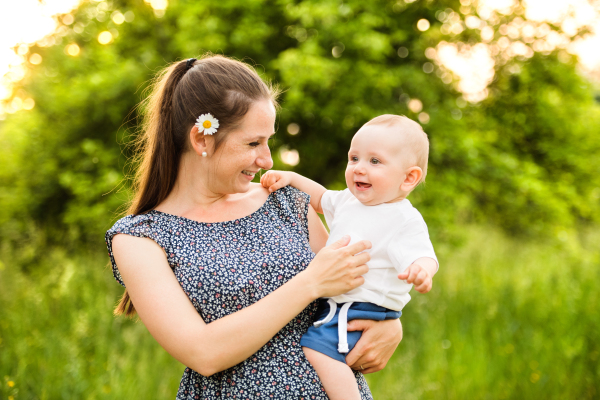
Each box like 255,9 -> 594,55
387,215 -> 438,273
320,189 -> 350,229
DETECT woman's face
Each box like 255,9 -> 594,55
208,99 -> 276,194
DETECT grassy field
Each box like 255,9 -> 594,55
1,226 -> 599,399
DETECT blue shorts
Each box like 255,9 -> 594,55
300,299 -> 401,364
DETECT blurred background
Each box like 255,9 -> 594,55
1,0 -> 599,399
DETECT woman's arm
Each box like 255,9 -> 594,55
307,203 -> 328,253
112,231 -> 370,377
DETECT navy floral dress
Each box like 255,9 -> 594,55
106,186 -> 373,400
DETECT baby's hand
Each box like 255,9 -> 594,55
398,263 -> 432,293
260,170 -> 293,193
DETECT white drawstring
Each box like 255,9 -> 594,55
313,298 -> 337,327
337,302 -> 353,353
313,299 -> 355,354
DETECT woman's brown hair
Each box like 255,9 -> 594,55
115,54 -> 279,316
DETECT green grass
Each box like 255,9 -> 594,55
1,227 -> 599,399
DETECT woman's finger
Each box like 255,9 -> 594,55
344,239 -> 372,256
346,319 -> 402,373
328,235 -> 351,250
352,264 -> 369,278
351,252 -> 371,267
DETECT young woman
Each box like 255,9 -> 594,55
106,54 -> 403,399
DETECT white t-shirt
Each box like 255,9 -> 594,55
321,189 -> 438,311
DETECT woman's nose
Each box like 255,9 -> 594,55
256,147 -> 273,171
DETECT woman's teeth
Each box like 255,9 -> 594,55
242,170 -> 255,177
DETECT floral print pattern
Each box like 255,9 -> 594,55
106,186 -> 372,400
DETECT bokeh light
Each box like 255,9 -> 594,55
66,43 -> 80,56
29,53 -> 42,65
287,123 -> 300,135
408,99 -> 423,113
417,19 -> 431,31
112,11 -> 125,25
279,147 -> 300,166
98,31 -> 113,45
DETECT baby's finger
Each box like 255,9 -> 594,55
261,174 -> 277,190
415,279 -> 432,293
406,267 -> 420,284
268,180 -> 286,193
414,270 -> 428,286
260,172 -> 272,187
397,269 -> 409,280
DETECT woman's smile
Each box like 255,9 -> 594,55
241,170 -> 257,179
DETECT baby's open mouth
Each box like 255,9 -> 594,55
355,182 -> 372,189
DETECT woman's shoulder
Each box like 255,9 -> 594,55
270,184 -> 310,209
106,212 -> 158,237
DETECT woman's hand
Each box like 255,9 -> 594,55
301,235 -> 371,300
345,318 -> 403,374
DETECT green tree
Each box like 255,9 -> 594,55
1,0 -> 599,259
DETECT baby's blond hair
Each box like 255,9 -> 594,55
363,114 -> 429,184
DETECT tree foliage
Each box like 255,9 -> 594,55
1,0 -> 599,258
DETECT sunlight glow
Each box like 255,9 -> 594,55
0,0 -> 81,101
434,0 -> 600,101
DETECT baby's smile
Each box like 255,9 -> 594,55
354,181 -> 372,190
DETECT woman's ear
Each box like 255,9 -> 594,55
400,166 -> 423,192
189,125 -> 210,156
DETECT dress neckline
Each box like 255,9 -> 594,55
147,191 -> 275,226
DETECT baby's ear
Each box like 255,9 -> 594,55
401,166 -> 423,191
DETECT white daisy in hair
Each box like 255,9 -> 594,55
195,113 -> 219,135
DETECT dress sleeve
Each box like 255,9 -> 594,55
105,213 -> 166,287
387,215 -> 438,274
273,186 -> 312,241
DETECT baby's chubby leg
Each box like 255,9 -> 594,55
303,347 -> 361,400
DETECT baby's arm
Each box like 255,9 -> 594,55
261,171 -> 326,213
397,257 -> 437,293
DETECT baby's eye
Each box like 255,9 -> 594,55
349,156 -> 359,162
370,158 -> 381,165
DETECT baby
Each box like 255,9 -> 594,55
261,115 -> 438,400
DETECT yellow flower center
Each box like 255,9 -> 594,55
203,120 -> 212,129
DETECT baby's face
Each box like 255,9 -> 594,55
345,124 -> 411,206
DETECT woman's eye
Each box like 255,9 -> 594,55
370,158 -> 380,164
249,142 -> 260,147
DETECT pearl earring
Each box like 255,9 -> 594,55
202,152 -> 207,157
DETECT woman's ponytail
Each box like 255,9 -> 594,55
115,60 -> 191,317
